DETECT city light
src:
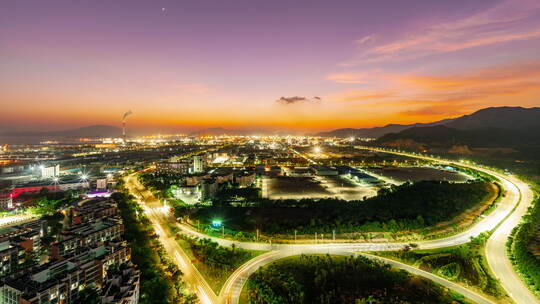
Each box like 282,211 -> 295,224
2,2 -> 538,302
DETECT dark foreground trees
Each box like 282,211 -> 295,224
507,197 -> 540,296
190,180 -> 491,235
112,192 -> 197,304
247,254 -> 468,304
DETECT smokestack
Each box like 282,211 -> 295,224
122,110 -> 132,142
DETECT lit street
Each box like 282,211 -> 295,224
127,148 -> 539,304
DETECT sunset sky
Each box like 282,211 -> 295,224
1,0 -> 540,133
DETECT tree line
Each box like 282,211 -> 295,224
188,180 -> 490,235
247,254 -> 468,304
112,192 -> 197,304
507,196 -> 540,296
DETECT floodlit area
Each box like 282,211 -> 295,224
368,167 -> 472,184
0,214 -> 34,227
262,176 -> 379,201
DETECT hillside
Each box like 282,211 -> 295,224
446,107 -> 540,130
318,106 -> 540,139
377,125 -> 540,148
317,119 -> 453,138
0,125 -> 121,139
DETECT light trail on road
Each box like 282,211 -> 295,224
124,174 -> 219,304
126,147 -> 538,304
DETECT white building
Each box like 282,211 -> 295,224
192,155 -> 205,173
40,164 -> 59,179
0,193 -> 13,210
96,178 -> 108,190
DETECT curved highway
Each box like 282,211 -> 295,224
127,147 -> 538,304
220,250 -> 496,304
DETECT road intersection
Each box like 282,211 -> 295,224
125,147 -> 538,304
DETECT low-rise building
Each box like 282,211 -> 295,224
0,192 -> 13,210
235,172 -> 256,187
156,160 -> 191,174
70,199 -> 118,226
51,218 -> 123,261
200,179 -> 219,200
101,263 -> 140,304
185,173 -> 210,186
0,241 -> 26,278
1,242 -> 130,304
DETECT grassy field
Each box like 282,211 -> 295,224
242,254 -> 472,304
173,232 -> 266,293
372,233 -> 512,303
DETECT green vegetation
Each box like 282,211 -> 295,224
189,180 -> 491,236
112,191 -> 197,304
175,234 -> 263,293
246,254 -> 470,304
77,285 -> 101,304
138,171 -> 185,198
387,147 -> 540,298
375,233 -> 507,300
507,196 -> 540,297
27,189 -> 78,215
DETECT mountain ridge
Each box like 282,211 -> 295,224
0,125 -> 122,138
318,106 -> 540,138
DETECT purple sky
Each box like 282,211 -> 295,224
1,0 -> 540,132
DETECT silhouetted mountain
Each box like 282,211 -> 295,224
317,119 -> 454,138
374,107 -> 540,152
446,106 -> 540,130
319,106 -> 540,139
1,125 -> 121,138
377,125 -> 540,148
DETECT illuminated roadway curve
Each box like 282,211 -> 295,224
217,148 -> 538,304
128,148 -> 538,304
124,174 -> 218,304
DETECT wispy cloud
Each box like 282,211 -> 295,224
329,89 -> 396,102
276,96 -> 322,104
325,70 -> 389,85
326,72 -> 371,84
355,35 -> 373,46
342,0 -> 540,65
328,60 -> 540,117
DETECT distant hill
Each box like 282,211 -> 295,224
317,119 -> 454,138
374,107 -> 540,152
1,125 -> 121,138
377,125 -> 540,147
318,106 -> 540,139
445,106 -> 540,130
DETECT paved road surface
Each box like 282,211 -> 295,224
220,249 -> 496,304
125,174 -> 219,304
127,147 -> 538,304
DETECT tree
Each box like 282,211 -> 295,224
77,285 -> 101,304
